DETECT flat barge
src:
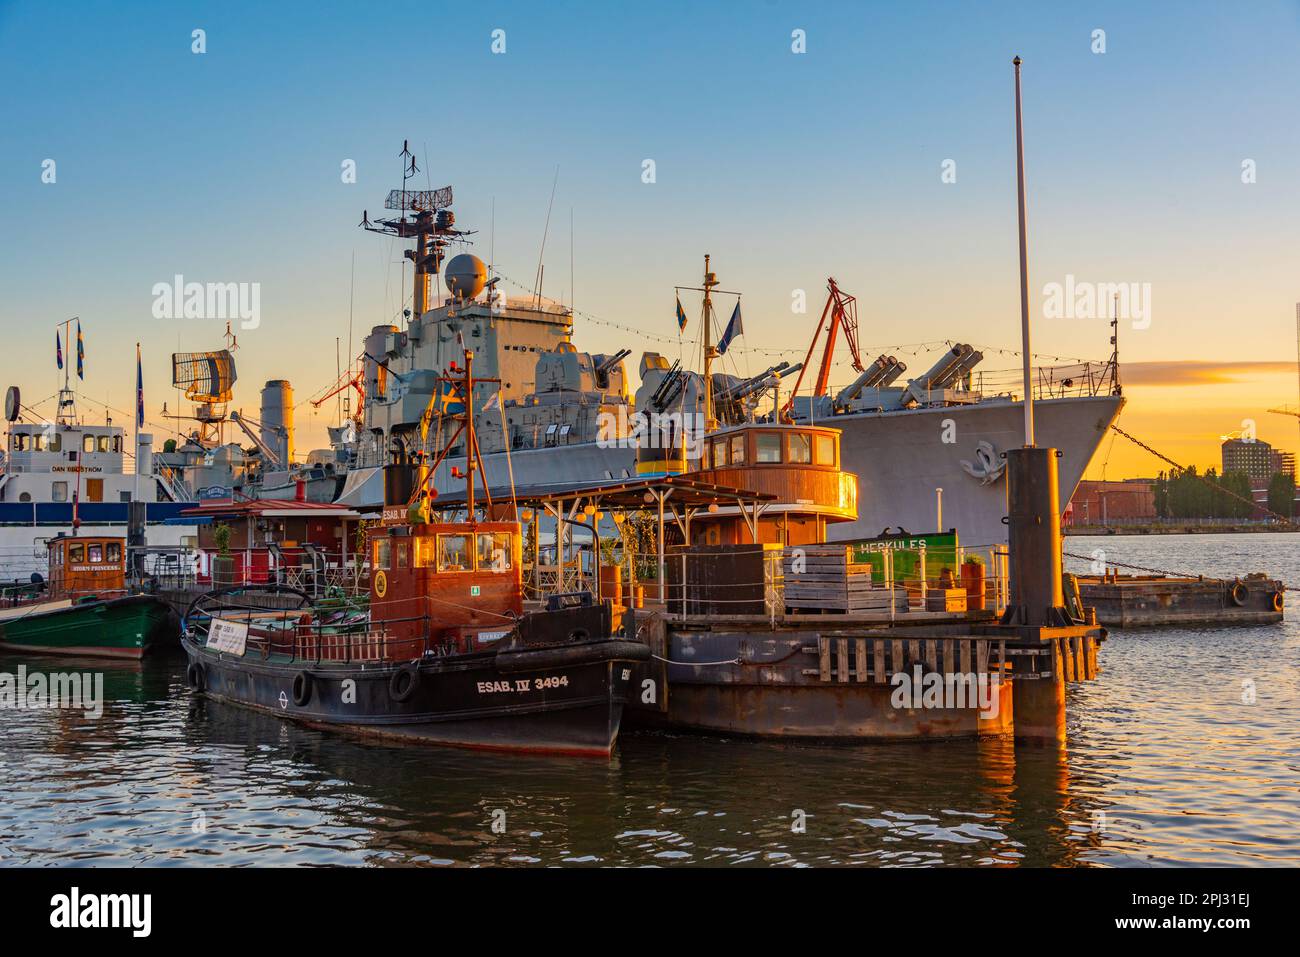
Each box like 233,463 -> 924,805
1076,572 -> 1284,628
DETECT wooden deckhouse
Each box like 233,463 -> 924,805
45,533 -> 127,600
688,422 -> 858,546
367,518 -> 523,656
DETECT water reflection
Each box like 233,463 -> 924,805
3,532 -> 1298,866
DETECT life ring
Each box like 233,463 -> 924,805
1228,582 -> 1248,606
292,670 -> 313,707
373,570 -> 388,599
185,661 -> 205,692
389,663 -> 420,703
1271,591 -> 1284,613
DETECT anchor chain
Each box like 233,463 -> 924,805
1109,423 -> 1296,526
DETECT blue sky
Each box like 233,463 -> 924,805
2,1 -> 1298,473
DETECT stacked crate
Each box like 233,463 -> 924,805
781,544 -> 908,615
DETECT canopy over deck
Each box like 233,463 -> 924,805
416,475 -> 779,598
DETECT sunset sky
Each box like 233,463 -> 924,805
2,0 -> 1298,479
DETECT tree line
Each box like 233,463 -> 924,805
1152,468 -> 1295,519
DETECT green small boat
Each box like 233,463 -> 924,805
0,593 -> 178,659
0,534 -> 179,659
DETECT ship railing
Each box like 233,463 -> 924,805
580,546 -> 1011,621
227,611 -> 433,665
970,360 -> 1119,401
1,579 -> 47,607
129,545 -> 201,591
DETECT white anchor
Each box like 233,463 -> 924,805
960,441 -> 1006,486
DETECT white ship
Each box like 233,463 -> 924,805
326,171 -> 1124,546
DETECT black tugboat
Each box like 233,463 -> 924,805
181,349 -> 648,757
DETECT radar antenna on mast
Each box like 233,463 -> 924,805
361,141 -> 473,319
170,349 -> 238,446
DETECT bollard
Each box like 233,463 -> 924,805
1001,447 -> 1071,627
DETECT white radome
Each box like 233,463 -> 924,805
445,254 -> 487,300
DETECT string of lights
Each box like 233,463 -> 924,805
491,270 -> 1102,366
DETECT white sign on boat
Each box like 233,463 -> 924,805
207,617 -> 248,656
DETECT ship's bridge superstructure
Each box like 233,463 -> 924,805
356,291 -> 631,467
0,421 -> 160,507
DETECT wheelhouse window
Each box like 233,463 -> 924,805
711,438 -> 727,468
396,542 -> 409,569
437,534 -> 471,572
755,432 -> 782,463
98,436 -> 111,453
372,538 -> 391,571
106,542 -> 122,563
729,434 -> 745,465
12,433 -> 28,451
414,537 -> 436,568
814,433 -> 836,466
787,432 -> 811,464
48,433 -> 61,452
68,543 -> 85,563
476,532 -> 513,572
82,435 -> 95,453
88,543 -> 104,563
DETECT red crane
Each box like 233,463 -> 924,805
310,368 -> 365,419
781,277 -> 863,419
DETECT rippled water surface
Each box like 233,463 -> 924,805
2,533 -> 1297,867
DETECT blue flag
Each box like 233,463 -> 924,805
136,344 -> 145,429
675,294 -> 688,333
55,330 -> 63,370
76,321 -> 84,380
717,301 -> 743,355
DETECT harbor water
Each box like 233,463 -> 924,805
2,533 -> 1296,867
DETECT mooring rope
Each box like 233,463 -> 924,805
651,653 -> 741,666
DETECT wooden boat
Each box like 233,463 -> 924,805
0,534 -> 179,659
181,349 -> 649,757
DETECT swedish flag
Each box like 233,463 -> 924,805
436,379 -> 465,415
76,320 -> 84,380
675,294 -> 688,333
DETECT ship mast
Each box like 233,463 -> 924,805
701,255 -> 719,432
463,348 -> 477,518
56,316 -> 78,426
360,142 -> 467,323
676,257 -> 740,436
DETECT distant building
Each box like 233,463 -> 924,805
1221,438 -> 1293,483
1065,479 -> 1156,525
1272,450 -> 1296,481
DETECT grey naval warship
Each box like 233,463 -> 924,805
326,174 -> 1124,548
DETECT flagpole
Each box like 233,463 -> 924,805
1013,55 -> 1036,447
133,342 -> 140,509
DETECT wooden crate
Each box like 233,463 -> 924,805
925,588 -> 968,612
783,544 -> 908,614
